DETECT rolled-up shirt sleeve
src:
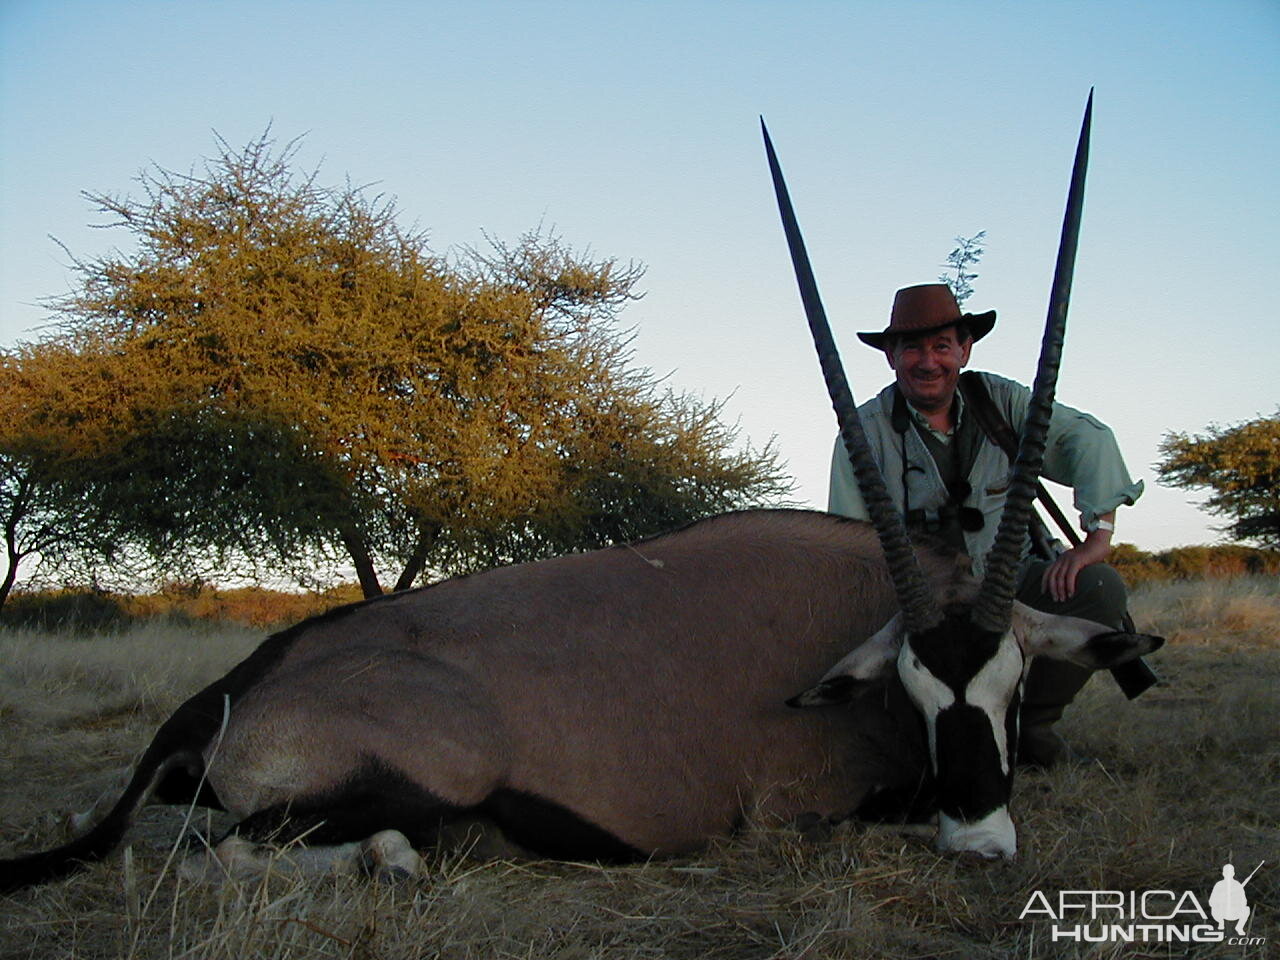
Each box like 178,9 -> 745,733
1047,404 -> 1144,527
998,374 -> 1144,528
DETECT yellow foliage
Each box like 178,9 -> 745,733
3,133 -> 790,597
1157,410 -> 1280,547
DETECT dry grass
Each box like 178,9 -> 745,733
1,577 -> 1276,959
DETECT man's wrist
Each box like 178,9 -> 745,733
1084,508 -> 1118,541
1078,530 -> 1112,562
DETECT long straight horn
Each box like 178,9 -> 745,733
762,118 -> 941,633
973,92 -> 1093,633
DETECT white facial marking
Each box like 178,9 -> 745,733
961,634 -> 1025,775
937,805 -> 1017,859
897,643 -> 954,768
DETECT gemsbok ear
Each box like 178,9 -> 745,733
1010,602 -> 1164,669
786,614 -> 905,708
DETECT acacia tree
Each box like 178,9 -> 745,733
1157,411 -> 1280,548
28,133 -> 789,597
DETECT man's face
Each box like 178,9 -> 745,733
886,326 -> 972,413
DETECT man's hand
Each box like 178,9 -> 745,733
1041,513 -> 1115,602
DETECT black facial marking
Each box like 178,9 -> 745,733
1004,685 -> 1022,773
933,704 -> 1012,821
904,610 -> 1023,824
907,613 -> 1007,698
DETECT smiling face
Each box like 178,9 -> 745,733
886,326 -> 972,415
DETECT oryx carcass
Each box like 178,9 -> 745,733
0,506 -> 1157,891
0,94 -> 1159,891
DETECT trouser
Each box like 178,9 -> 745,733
1017,559 -> 1129,629
1014,561 -> 1130,764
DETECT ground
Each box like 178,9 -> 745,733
0,577 -> 1275,959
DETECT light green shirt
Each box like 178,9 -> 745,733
827,372 -> 1144,576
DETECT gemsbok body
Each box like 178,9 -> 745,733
0,508 -> 1158,891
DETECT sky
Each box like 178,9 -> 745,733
1,0 -> 1277,553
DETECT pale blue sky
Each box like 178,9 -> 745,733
2,0 -> 1277,551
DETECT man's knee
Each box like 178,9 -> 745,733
1020,560 -> 1128,629
1072,563 -> 1128,629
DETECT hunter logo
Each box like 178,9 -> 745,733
1210,861 -> 1264,937
1019,860 -> 1266,946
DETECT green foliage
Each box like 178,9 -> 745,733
1156,410 -> 1280,548
938,231 -> 986,306
5,132 -> 791,600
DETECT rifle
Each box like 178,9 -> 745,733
958,372 -> 1158,699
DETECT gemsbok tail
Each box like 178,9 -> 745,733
0,679 -> 240,894
2,619 -> 297,893
0,743 -> 202,893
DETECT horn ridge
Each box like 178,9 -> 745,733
974,92 -> 1092,633
821,337 -> 942,634
971,321 -> 1065,630
761,119 -> 941,633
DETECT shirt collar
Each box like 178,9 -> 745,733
905,389 -> 965,442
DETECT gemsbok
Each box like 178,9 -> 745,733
0,95 -> 1160,891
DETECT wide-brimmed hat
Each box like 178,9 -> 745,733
857,283 -> 996,350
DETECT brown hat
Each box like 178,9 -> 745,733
857,283 -> 996,350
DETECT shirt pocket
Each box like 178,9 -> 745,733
984,464 -> 1014,496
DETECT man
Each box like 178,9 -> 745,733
828,283 -> 1144,766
